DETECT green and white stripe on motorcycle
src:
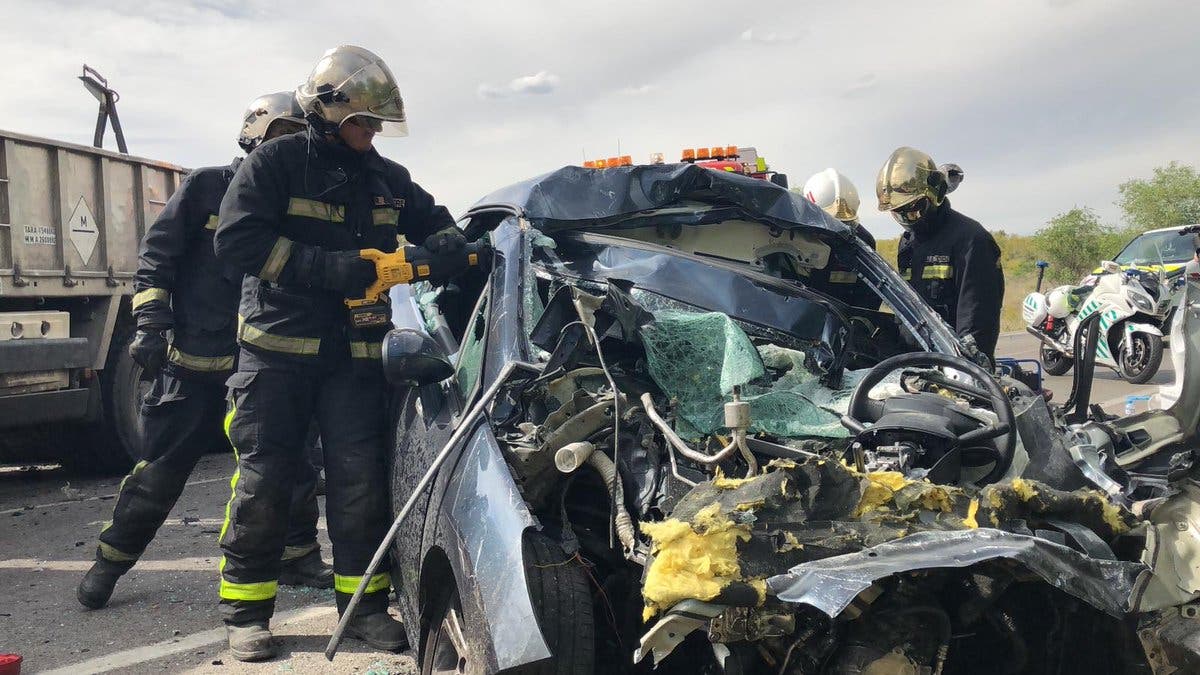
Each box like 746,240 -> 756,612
1077,298 -> 1102,321
1095,308 -> 1120,360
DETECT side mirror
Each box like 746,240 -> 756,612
382,328 -> 454,386
1101,260 -> 1121,274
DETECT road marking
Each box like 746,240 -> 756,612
38,604 -> 334,675
0,557 -> 218,571
0,476 -> 227,516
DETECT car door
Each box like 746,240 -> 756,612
388,279 -> 491,618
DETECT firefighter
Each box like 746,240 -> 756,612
213,45 -> 464,661
76,93 -> 333,612
878,147 -> 1004,361
799,168 -> 881,310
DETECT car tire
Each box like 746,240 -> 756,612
1119,332 -> 1163,385
420,531 -> 595,675
1040,344 -> 1074,376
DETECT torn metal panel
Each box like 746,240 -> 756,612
766,528 -> 1148,619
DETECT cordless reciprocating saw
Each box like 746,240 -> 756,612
344,240 -> 489,327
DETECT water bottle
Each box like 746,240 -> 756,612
1125,394 -> 1152,415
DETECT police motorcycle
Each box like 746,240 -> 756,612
1023,259 -> 1177,384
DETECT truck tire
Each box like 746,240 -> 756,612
420,531 -> 595,675
73,327 -> 145,473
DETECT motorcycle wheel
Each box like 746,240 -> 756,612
1119,332 -> 1164,384
1040,344 -> 1074,376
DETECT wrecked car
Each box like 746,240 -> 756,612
380,164 -> 1200,674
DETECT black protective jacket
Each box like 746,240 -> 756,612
132,160 -> 243,374
897,200 -> 1004,359
214,129 -> 454,366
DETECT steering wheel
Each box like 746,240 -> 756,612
843,352 -> 1017,484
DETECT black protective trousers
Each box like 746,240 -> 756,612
218,349 -> 392,626
97,368 -> 320,565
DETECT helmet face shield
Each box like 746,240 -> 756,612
891,197 -> 931,228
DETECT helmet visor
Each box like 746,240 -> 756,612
891,197 -> 930,228
343,113 -> 408,137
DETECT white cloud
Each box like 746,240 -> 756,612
478,71 -> 561,99
739,27 -> 799,44
618,84 -> 657,96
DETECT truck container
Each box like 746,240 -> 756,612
0,128 -> 186,469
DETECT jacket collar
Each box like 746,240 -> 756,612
305,127 -> 387,174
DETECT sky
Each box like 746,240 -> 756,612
1,0 -> 1197,239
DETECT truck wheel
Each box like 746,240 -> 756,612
1119,332 -> 1164,385
420,531 -> 595,675
75,328 -> 145,473
1040,344 -> 1074,376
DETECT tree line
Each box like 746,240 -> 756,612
1033,162 -> 1200,283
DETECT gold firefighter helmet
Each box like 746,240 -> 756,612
237,91 -> 305,153
876,147 -> 948,212
296,45 -> 408,137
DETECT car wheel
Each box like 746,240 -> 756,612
1119,332 -> 1163,385
1040,344 -> 1073,376
420,531 -> 595,675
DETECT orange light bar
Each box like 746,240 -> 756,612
595,158 -> 608,168
725,145 -> 738,158
696,147 -> 710,160
710,146 -> 724,159
681,148 -> 696,161
583,160 -> 596,168
619,155 -> 633,166
607,157 -> 619,168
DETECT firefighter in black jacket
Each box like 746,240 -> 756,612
213,46 -> 464,661
878,147 -> 1004,361
76,93 -> 333,611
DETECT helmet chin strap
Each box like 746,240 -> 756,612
305,110 -> 340,137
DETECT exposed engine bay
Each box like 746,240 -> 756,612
472,224 -> 1200,675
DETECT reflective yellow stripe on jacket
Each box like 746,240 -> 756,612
350,341 -> 383,360
287,197 -> 345,223
922,265 -> 954,280
168,347 -> 235,372
372,208 -> 399,226
236,315 -> 321,355
259,237 -> 293,282
132,288 -> 169,309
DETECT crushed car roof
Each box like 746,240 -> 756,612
469,163 -> 852,235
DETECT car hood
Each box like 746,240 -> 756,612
469,163 -> 851,236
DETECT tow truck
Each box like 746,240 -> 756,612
583,145 -> 789,188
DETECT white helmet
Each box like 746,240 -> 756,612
801,168 -> 861,223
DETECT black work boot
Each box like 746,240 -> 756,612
76,557 -> 132,609
227,622 -> 276,662
278,549 -> 333,589
344,611 -> 410,652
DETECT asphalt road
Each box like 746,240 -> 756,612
995,331 -> 1175,414
0,453 -> 416,674
0,334 -> 1176,673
